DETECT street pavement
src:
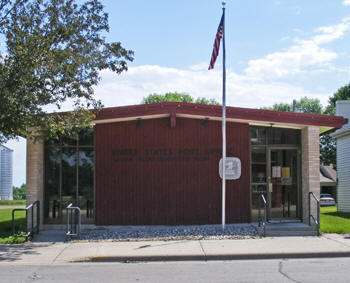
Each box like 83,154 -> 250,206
2,258 -> 350,283
1,231 -> 350,265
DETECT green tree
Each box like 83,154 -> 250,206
141,92 -> 220,105
320,134 -> 336,167
320,83 -> 350,167
13,184 -> 26,200
263,97 -> 337,166
295,97 -> 324,114
0,0 -> 134,143
142,92 -> 194,104
263,97 -> 323,114
194,97 -> 221,106
262,102 -> 293,112
325,83 -> 350,115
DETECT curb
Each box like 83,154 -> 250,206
71,252 -> 350,263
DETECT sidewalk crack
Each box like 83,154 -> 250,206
198,240 -> 207,261
51,243 -> 72,265
278,261 -> 302,283
322,235 -> 350,248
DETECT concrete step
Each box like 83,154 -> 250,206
265,223 -> 317,231
264,223 -> 318,237
265,230 -> 318,237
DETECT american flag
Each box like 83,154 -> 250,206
208,14 -> 224,70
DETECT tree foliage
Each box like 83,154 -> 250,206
13,184 -> 26,200
0,0 -> 134,143
263,96 -> 338,166
295,97 -> 324,114
320,83 -> 350,167
141,92 -> 220,105
263,97 -> 323,114
262,102 -> 293,112
325,83 -> 350,115
320,134 -> 336,167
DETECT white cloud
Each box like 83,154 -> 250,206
188,62 -> 209,71
313,17 -> 350,44
344,0 -> 350,6
94,65 -> 329,110
280,36 -> 290,41
244,16 -> 350,80
245,40 -> 337,79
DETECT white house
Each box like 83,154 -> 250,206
332,101 -> 350,212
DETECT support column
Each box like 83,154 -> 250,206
26,134 -> 44,227
301,126 -> 320,224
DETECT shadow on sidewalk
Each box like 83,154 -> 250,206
0,230 -> 66,263
0,244 -> 43,262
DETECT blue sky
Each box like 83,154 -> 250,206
6,0 -> 350,186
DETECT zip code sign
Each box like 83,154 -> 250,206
219,157 -> 241,180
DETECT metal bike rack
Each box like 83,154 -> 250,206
12,200 -> 40,238
258,194 -> 267,237
66,203 -> 81,240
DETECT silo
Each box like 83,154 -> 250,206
0,145 -> 13,200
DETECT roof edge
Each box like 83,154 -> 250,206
95,102 -> 346,129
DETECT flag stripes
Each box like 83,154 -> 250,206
208,14 -> 224,70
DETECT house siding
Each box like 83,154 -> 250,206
337,135 -> 350,212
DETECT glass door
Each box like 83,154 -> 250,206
267,148 -> 300,220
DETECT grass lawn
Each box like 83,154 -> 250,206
320,206 -> 350,234
0,209 -> 26,244
0,200 -> 26,206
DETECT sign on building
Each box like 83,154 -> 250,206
219,157 -> 241,180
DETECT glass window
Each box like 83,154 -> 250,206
250,127 -> 267,145
62,136 -> 77,146
61,147 -> 77,205
44,145 -> 60,223
78,148 -> 94,222
44,129 -> 94,224
79,128 -> 94,146
268,128 -> 301,145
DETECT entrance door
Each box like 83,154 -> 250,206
267,148 -> 300,220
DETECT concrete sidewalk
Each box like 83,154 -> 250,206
1,232 -> 350,265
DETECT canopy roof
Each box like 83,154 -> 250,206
94,102 -> 346,133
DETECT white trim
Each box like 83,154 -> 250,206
331,127 -> 350,139
93,113 -> 306,130
93,114 -> 169,125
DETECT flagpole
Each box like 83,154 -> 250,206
221,0 -> 226,232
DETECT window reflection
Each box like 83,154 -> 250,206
61,148 -> 77,221
79,149 -> 94,222
44,146 -> 60,223
79,128 -> 94,146
250,126 -> 300,145
44,128 -> 94,224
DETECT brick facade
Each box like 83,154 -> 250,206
26,136 -> 44,226
301,126 -> 320,224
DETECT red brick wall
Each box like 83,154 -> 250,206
95,117 -> 250,225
